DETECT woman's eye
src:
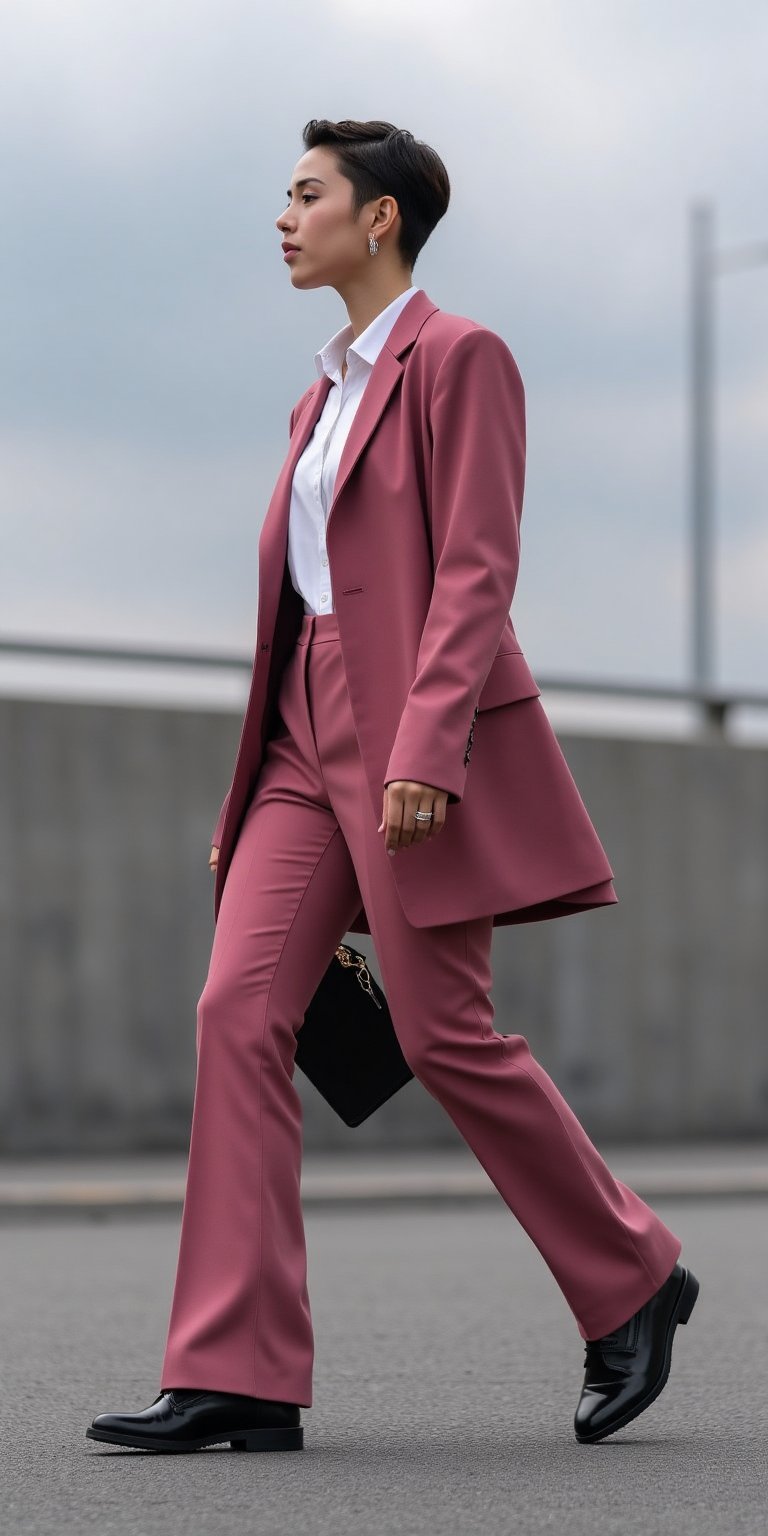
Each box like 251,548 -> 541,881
285,194 -> 317,205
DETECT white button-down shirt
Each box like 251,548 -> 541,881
286,285 -> 422,615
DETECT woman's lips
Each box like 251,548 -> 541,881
283,249 -> 300,260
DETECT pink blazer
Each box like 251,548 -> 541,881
212,288 -> 617,932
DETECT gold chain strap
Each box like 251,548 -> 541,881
334,944 -> 383,1010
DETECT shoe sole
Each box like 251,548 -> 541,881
575,1263 -> 700,1445
85,1423 -> 303,1452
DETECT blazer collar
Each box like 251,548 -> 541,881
383,285 -> 440,360
258,289 -> 440,616
293,288 -> 439,514
325,286 -> 439,516
314,284 -> 425,380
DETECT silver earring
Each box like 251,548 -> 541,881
368,234 -> 379,255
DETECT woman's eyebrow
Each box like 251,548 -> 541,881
285,177 -> 326,196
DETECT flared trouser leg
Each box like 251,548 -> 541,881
347,899 -> 682,1343
158,724 -> 362,1404
160,611 -> 682,1406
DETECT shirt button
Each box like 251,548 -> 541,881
320,593 -> 328,602
321,556 -> 328,565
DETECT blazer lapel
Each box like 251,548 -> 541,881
257,373 -> 332,576
327,287 -> 439,527
259,287 -> 440,593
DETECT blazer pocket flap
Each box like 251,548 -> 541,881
477,648 -> 541,711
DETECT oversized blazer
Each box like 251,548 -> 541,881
211,287 -> 617,933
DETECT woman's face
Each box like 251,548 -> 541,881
276,146 -> 383,289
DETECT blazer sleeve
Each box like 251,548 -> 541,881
383,326 -> 526,805
211,401 -> 299,847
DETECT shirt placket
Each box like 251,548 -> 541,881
316,360 -> 350,611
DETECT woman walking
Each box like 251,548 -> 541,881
87,118 -> 698,1454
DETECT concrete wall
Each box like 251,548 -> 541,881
1,693 -> 765,1152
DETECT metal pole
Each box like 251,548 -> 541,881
689,202 -> 715,696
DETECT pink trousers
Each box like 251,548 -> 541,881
159,611 -> 682,1407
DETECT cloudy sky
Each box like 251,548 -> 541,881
1,0 -> 766,733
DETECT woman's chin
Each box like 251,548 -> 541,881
288,269 -> 323,290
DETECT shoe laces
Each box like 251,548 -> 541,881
583,1319 -> 633,1368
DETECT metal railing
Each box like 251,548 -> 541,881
2,633 -> 766,739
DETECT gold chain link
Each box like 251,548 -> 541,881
334,944 -> 383,1010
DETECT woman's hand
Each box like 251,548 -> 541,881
378,781 -> 448,856
209,844 -> 219,872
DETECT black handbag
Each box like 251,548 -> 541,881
294,942 -> 414,1127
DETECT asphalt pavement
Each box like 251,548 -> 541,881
1,1151 -> 767,1534
1,1136 -> 768,1529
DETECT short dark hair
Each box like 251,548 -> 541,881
300,118 -> 450,270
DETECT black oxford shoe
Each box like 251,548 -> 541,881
86,1387 -> 303,1452
574,1261 -> 699,1444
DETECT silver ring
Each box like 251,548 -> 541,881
413,810 -> 433,821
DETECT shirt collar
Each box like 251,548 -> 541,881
314,285 -> 422,384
